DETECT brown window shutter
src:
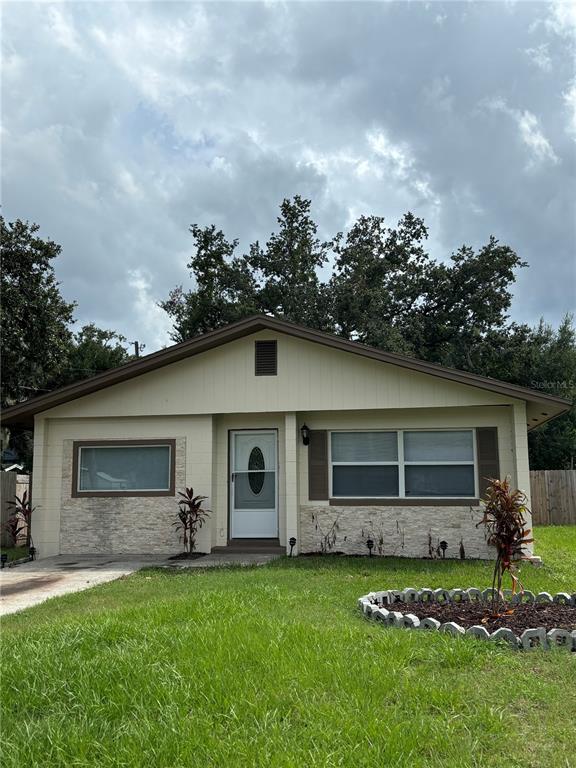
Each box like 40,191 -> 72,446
476,427 -> 500,498
308,430 -> 328,500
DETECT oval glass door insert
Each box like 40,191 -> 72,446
248,446 -> 265,494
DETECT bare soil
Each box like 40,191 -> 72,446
395,601 -> 576,633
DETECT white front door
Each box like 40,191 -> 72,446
230,430 -> 278,538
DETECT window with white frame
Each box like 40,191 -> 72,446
330,430 -> 476,498
331,432 -> 399,497
403,430 -> 475,497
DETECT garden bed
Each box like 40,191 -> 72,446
393,600 -> 576,633
359,588 -> 576,650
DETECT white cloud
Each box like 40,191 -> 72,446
48,7 -> 83,57
546,0 -> 576,37
367,129 -> 415,181
482,98 -> 559,169
115,168 -> 143,201
517,110 -> 559,168
524,43 -> 552,72
127,269 -> 174,351
2,0 -> 574,345
563,79 -> 576,139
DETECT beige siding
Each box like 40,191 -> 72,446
41,331 -> 517,420
36,415 -> 212,557
29,331 -> 531,560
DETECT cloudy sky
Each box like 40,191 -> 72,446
2,1 -> 575,351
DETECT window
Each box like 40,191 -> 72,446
73,440 -> 175,497
329,430 -> 476,499
255,340 -> 277,375
404,431 -> 475,497
331,432 -> 399,497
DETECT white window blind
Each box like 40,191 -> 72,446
329,430 -> 476,499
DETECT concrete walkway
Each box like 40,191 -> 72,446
0,552 -> 281,616
163,553 -> 281,569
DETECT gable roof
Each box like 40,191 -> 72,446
1,314 -> 571,429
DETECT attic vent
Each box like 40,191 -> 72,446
255,340 -> 277,376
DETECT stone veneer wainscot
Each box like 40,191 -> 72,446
60,438 -> 186,555
299,504 -> 492,559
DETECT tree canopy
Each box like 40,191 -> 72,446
1,217 -> 134,469
161,196 -> 575,470
1,216 -> 76,407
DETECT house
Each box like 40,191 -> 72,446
1,315 -> 571,560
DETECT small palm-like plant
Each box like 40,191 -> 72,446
173,487 -> 211,555
477,477 -> 534,611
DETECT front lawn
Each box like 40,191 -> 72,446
2,527 -> 575,767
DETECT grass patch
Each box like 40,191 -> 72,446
1,527 -> 575,767
0,545 -> 28,563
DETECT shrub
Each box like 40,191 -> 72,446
477,477 -> 533,610
174,488 -> 211,554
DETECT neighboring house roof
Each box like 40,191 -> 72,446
1,314 -> 571,429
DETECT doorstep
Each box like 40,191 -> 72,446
212,538 -> 285,554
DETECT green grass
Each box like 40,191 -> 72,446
0,545 -> 28,562
1,527 -> 575,768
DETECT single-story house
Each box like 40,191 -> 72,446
2,315 -> 571,559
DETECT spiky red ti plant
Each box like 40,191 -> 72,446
477,477 -> 534,613
5,491 -> 35,548
173,488 -> 211,555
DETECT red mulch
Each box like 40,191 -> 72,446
391,601 -> 576,633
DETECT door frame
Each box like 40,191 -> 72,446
228,429 -> 279,540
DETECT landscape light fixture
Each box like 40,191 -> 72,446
29,546 -> 36,561
0,553 -> 7,569
300,424 -> 310,446
289,537 -> 297,557
439,541 -> 448,559
366,539 -> 374,557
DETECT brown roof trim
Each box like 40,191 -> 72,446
1,314 -> 572,427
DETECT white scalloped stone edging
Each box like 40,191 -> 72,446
358,588 -> 576,651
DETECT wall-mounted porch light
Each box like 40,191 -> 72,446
300,424 -> 310,446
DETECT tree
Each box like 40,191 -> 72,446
330,212 -> 430,352
47,324 -> 133,389
160,224 -> 258,342
161,198 -> 573,468
247,196 -> 333,330
161,197 -> 334,341
415,237 -> 527,370
0,217 -> 76,406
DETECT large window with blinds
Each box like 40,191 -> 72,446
330,430 -> 476,498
